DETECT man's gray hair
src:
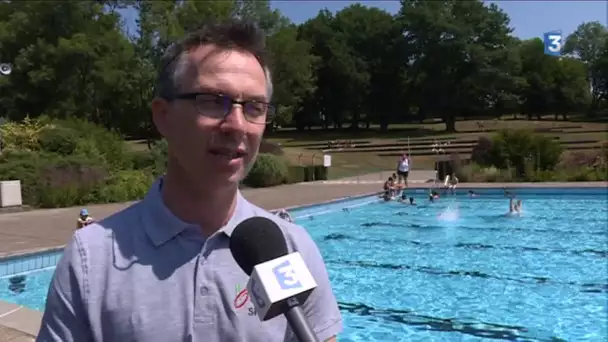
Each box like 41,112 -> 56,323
156,20 -> 273,100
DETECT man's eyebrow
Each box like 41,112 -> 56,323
203,87 -> 268,102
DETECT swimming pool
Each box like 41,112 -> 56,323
0,187 -> 606,341
299,187 -> 607,341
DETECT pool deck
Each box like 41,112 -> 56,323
0,177 -> 606,340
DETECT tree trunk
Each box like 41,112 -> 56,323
444,113 -> 456,132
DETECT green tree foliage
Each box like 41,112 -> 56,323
0,0 -> 604,135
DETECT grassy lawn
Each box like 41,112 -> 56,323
125,117 -> 607,180
267,118 -> 608,179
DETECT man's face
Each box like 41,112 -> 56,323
152,45 -> 268,189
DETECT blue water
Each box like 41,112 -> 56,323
1,188 -> 606,341
0,268 -> 54,311
295,188 -> 608,341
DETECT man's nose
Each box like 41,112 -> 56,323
220,104 -> 247,133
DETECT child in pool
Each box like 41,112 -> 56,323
509,198 -> 523,214
76,209 -> 95,229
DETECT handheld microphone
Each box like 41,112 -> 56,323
229,216 -> 320,342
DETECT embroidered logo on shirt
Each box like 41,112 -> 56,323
233,284 -> 257,316
234,283 -> 249,308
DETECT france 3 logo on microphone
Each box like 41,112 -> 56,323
543,30 -> 562,57
272,260 -> 303,290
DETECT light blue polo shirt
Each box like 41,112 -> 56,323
37,179 -> 343,341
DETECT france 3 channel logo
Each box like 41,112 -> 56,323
272,260 -> 303,291
543,30 -> 562,57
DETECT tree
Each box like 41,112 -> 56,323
397,0 -> 517,131
0,2 -> 137,131
0,0 -> 603,136
519,38 -> 560,120
298,10 -> 351,130
267,23 -> 318,128
552,58 -> 591,119
594,36 -> 608,110
563,21 -> 608,114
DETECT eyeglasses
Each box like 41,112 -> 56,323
171,92 -> 275,124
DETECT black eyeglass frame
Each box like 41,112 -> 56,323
169,92 -> 276,125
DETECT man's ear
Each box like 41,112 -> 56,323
151,97 -> 170,138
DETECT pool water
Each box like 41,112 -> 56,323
0,268 -> 55,311
297,189 -> 607,341
1,188 -> 606,341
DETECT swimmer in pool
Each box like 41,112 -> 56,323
382,192 -> 392,201
383,177 -> 396,198
398,191 -> 408,202
509,198 -> 523,214
429,190 -> 440,202
408,197 -> 416,205
276,209 -> 294,222
468,190 -> 478,197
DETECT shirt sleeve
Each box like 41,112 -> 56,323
298,234 -> 343,341
36,234 -> 93,342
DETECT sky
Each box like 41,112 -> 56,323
270,1 -> 607,39
121,1 -> 607,40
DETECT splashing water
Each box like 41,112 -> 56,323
438,204 -> 460,222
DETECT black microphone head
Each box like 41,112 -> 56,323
229,216 -> 289,275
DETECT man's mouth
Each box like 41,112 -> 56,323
209,147 -> 246,160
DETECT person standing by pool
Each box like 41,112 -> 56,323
396,153 -> 410,186
37,20 -> 342,342
447,173 -> 459,194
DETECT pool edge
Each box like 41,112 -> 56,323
279,191 -> 381,213
0,301 -> 41,339
0,246 -> 65,262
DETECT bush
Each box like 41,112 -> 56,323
94,170 -> 153,203
0,151 -> 46,205
38,125 -> 80,155
259,140 -> 284,156
558,151 -> 599,170
130,140 -> 168,177
471,136 -> 493,165
0,153 -> 108,208
0,116 -> 49,151
0,117 -> 163,208
490,129 -> 562,177
243,153 -> 289,188
58,118 -> 132,171
36,155 -> 109,208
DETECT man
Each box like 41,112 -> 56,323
38,20 -> 342,342
396,153 -> 410,186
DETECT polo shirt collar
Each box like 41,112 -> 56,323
140,177 -> 253,246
